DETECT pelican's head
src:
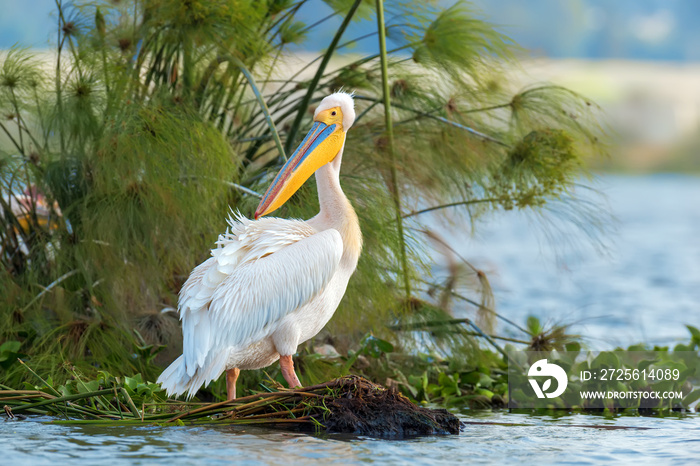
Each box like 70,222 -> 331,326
254,92 -> 355,219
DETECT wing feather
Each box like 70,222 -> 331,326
177,213 -> 342,378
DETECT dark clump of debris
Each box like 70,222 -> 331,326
313,376 -> 462,437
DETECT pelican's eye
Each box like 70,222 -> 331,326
331,111 -> 337,116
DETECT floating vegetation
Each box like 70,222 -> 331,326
2,375 -> 460,438
2,322 -> 697,435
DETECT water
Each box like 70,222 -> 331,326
3,413 -> 699,464
3,175 -> 700,464
441,174 -> 700,348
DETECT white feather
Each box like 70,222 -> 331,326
157,211 -> 344,398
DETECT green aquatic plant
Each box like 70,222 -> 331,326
0,0 -> 607,392
4,324 -> 696,419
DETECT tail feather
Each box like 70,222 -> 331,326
157,350 -> 230,399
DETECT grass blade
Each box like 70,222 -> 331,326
17,359 -> 61,397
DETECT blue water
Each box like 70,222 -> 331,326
441,174 -> 700,348
2,412 -> 699,465
3,174 -> 699,464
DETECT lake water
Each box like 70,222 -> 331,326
3,175 -> 699,464
442,174 -> 700,348
3,412 -> 699,465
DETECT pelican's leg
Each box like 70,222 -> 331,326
279,355 -> 302,388
226,368 -> 240,400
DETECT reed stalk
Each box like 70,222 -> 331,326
376,0 -> 411,302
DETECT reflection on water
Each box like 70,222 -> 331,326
440,174 -> 700,348
3,175 -> 699,464
2,412 -> 699,465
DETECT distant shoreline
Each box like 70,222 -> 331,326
2,50 -> 698,172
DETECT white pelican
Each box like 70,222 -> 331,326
158,92 -> 362,400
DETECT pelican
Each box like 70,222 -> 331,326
157,92 -> 362,400
6,186 -> 61,233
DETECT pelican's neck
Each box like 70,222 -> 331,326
310,148 -> 362,266
315,162 -> 343,219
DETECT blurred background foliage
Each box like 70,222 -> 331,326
0,0 -> 606,396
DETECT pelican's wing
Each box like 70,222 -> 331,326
177,217 -> 342,378
210,227 -> 342,347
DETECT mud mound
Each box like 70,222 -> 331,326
313,376 -> 462,437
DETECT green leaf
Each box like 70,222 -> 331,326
682,389 -> 700,408
638,359 -> 658,372
0,341 -> 22,369
591,352 -> 621,370
475,388 -> 494,400
565,342 -> 581,352
461,371 -> 481,385
526,316 -> 542,335
358,335 -> 394,358
0,340 -> 21,354
77,380 -> 100,393
477,373 -> 494,388
687,325 -> 700,345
